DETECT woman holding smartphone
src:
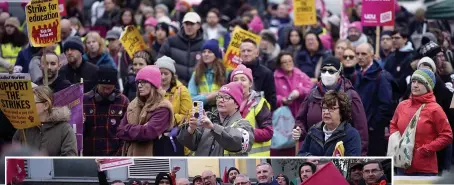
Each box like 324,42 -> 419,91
177,82 -> 255,156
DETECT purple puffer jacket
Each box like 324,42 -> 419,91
295,77 -> 369,155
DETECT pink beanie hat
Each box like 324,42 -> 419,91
348,21 -> 363,33
219,82 -> 244,106
248,16 -> 264,34
230,64 -> 253,82
136,65 -> 161,88
144,17 -> 158,27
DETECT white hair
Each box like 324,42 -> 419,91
234,174 -> 250,182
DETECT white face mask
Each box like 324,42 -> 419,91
321,72 -> 338,86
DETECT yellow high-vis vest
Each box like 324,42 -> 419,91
244,97 -> 271,156
0,43 -> 22,72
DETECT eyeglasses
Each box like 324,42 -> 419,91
322,106 -> 339,112
343,55 -> 355,60
321,69 -> 338,75
216,95 -> 233,101
136,80 -> 149,86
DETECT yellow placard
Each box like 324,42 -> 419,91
187,159 -> 220,177
26,0 -> 61,47
0,73 -> 40,129
120,26 -> 148,58
224,27 -> 261,71
293,0 -> 317,26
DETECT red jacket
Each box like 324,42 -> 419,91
390,92 -> 453,174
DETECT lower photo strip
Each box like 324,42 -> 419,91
2,156 -> 431,185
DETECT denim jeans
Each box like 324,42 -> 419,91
395,168 -> 438,176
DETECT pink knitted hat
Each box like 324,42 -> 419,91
136,65 -> 161,88
144,17 -> 158,27
230,64 -> 253,82
219,82 -> 244,106
348,21 -> 363,33
319,34 -> 333,51
248,16 -> 264,34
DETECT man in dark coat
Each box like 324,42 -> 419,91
83,66 -> 129,156
235,39 -> 277,110
352,43 -> 394,156
35,51 -> 71,93
59,36 -> 98,93
158,12 -> 205,84
383,28 -> 414,98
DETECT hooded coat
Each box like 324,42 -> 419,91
295,77 -> 369,155
177,110 -> 255,156
390,92 -> 453,174
83,51 -> 117,69
158,30 -> 205,84
12,106 -> 77,156
295,34 -> 330,78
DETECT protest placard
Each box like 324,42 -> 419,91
53,83 -> 84,153
0,73 -> 39,129
361,0 -> 395,26
99,159 -> 135,171
302,162 -> 349,185
26,0 -> 61,47
224,27 -> 261,70
293,0 -> 317,26
120,26 -> 148,58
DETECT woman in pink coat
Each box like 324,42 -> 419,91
274,51 -> 313,117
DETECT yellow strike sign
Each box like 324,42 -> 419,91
293,0 -> 317,26
224,27 -> 261,70
120,26 -> 148,58
0,74 -> 40,129
26,0 -> 61,47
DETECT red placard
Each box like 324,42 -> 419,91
301,162 -> 349,185
58,0 -> 67,17
361,0 -> 395,26
99,159 -> 135,171
6,159 -> 26,184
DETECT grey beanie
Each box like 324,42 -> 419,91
155,4 -> 169,15
63,36 -> 85,54
417,57 -> 437,72
155,56 -> 176,74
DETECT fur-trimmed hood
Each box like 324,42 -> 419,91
41,106 -> 71,129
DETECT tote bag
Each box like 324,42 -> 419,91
271,106 -> 296,149
394,104 -> 426,169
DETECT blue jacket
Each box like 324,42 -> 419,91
15,45 -> 34,73
83,51 -> 117,69
295,49 -> 330,78
298,121 -> 361,156
352,60 -> 394,130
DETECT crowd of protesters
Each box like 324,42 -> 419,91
94,159 -> 391,185
0,0 -> 453,177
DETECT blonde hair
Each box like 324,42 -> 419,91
335,39 -> 353,50
33,86 -> 54,114
84,31 -> 106,55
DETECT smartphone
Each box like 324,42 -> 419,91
192,101 -> 204,126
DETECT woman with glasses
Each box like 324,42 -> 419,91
123,50 -> 154,101
341,46 -> 358,81
13,86 -> 77,156
297,90 -> 361,156
117,65 -> 175,156
230,64 -> 273,156
177,82 -> 254,156
292,56 -> 368,156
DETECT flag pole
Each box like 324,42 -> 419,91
375,26 -> 380,58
